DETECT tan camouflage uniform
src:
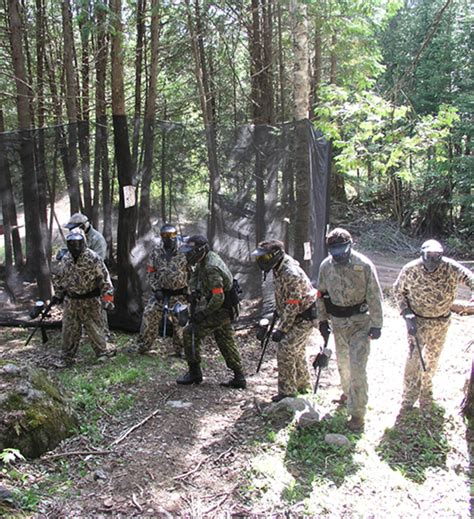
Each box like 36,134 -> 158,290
317,250 -> 383,419
272,254 -> 318,396
53,248 -> 114,361
137,245 -> 188,354
393,257 -> 474,407
184,251 -> 243,372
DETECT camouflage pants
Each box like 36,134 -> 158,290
137,295 -> 184,353
401,316 -> 450,407
183,309 -> 243,373
62,297 -> 108,359
332,314 -> 371,419
277,320 -> 313,396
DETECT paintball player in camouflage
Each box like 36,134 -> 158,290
176,235 -> 246,389
135,224 -> 189,356
393,239 -> 474,411
316,228 -> 383,432
65,212 -> 107,260
52,230 -> 116,366
252,240 -> 318,402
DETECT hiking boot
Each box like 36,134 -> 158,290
271,393 -> 294,403
347,416 -> 365,433
220,371 -> 247,389
332,393 -> 348,406
176,364 -> 203,385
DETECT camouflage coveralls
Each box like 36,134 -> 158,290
393,257 -> 474,407
85,226 -> 107,259
184,251 -> 243,373
317,250 -> 383,419
53,248 -> 114,361
137,245 -> 188,354
272,254 -> 318,396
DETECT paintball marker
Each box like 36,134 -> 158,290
412,335 -> 427,372
25,299 -> 56,346
162,294 -> 170,337
256,311 -> 278,373
313,346 -> 332,395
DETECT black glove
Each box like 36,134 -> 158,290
403,313 -> 417,336
192,310 -> 206,324
51,294 -> 64,305
368,327 -> 381,340
319,321 -> 330,341
271,329 -> 285,342
154,289 -> 164,301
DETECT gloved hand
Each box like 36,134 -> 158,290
154,289 -> 164,301
103,301 -> 115,312
271,329 -> 285,342
51,294 -> 64,305
192,310 -> 206,324
368,327 -> 381,340
403,313 -> 417,336
319,321 -> 330,341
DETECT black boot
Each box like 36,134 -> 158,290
176,363 -> 203,385
220,371 -> 247,389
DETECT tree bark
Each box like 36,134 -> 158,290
138,0 -> 161,237
61,0 -> 82,213
110,0 -> 142,318
132,0 -> 146,174
7,0 -> 51,298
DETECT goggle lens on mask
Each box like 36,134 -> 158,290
161,232 -> 177,239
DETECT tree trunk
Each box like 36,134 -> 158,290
132,0 -> 146,174
185,0 -> 220,245
0,110 -> 24,272
110,0 -> 142,318
309,17 -> 322,119
62,0 -> 82,213
138,0 -> 161,237
7,0 -> 51,298
290,0 -> 311,272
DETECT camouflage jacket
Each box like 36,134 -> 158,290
393,257 -> 474,317
190,251 -> 233,316
147,245 -> 188,292
85,226 -> 107,260
316,250 -> 383,328
273,254 -> 318,334
53,248 -> 113,301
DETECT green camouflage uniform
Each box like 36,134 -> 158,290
317,250 -> 383,419
393,257 -> 474,407
53,248 -> 114,361
272,254 -> 318,396
137,245 -> 188,353
184,251 -> 242,372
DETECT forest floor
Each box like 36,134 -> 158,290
0,247 -> 472,518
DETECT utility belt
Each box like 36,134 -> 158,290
413,311 -> 451,320
298,302 -> 317,322
68,288 -> 100,300
322,293 -> 368,318
162,287 -> 187,297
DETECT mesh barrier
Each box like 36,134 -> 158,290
1,119 -> 330,312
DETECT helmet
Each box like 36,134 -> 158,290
421,240 -> 443,273
251,240 -> 285,273
180,234 -> 209,265
66,231 -> 86,259
65,213 -> 90,232
160,224 -> 178,252
326,227 -> 352,265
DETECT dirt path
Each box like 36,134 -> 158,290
0,252 -> 472,517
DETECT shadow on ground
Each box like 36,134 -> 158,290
377,402 -> 449,483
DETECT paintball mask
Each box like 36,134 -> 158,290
328,240 -> 352,265
66,232 -> 86,259
160,224 -> 178,252
421,240 -> 443,273
172,301 -> 190,327
29,300 -> 45,319
181,235 -> 209,265
251,244 -> 284,273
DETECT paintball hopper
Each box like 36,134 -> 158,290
29,300 -> 45,319
313,347 -> 332,369
256,318 -> 270,341
172,301 -> 190,327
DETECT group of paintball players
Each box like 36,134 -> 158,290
41,213 -> 473,433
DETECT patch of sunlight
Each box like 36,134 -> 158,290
251,452 -> 294,500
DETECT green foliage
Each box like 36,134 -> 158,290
0,448 -> 25,465
377,404 -> 449,483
